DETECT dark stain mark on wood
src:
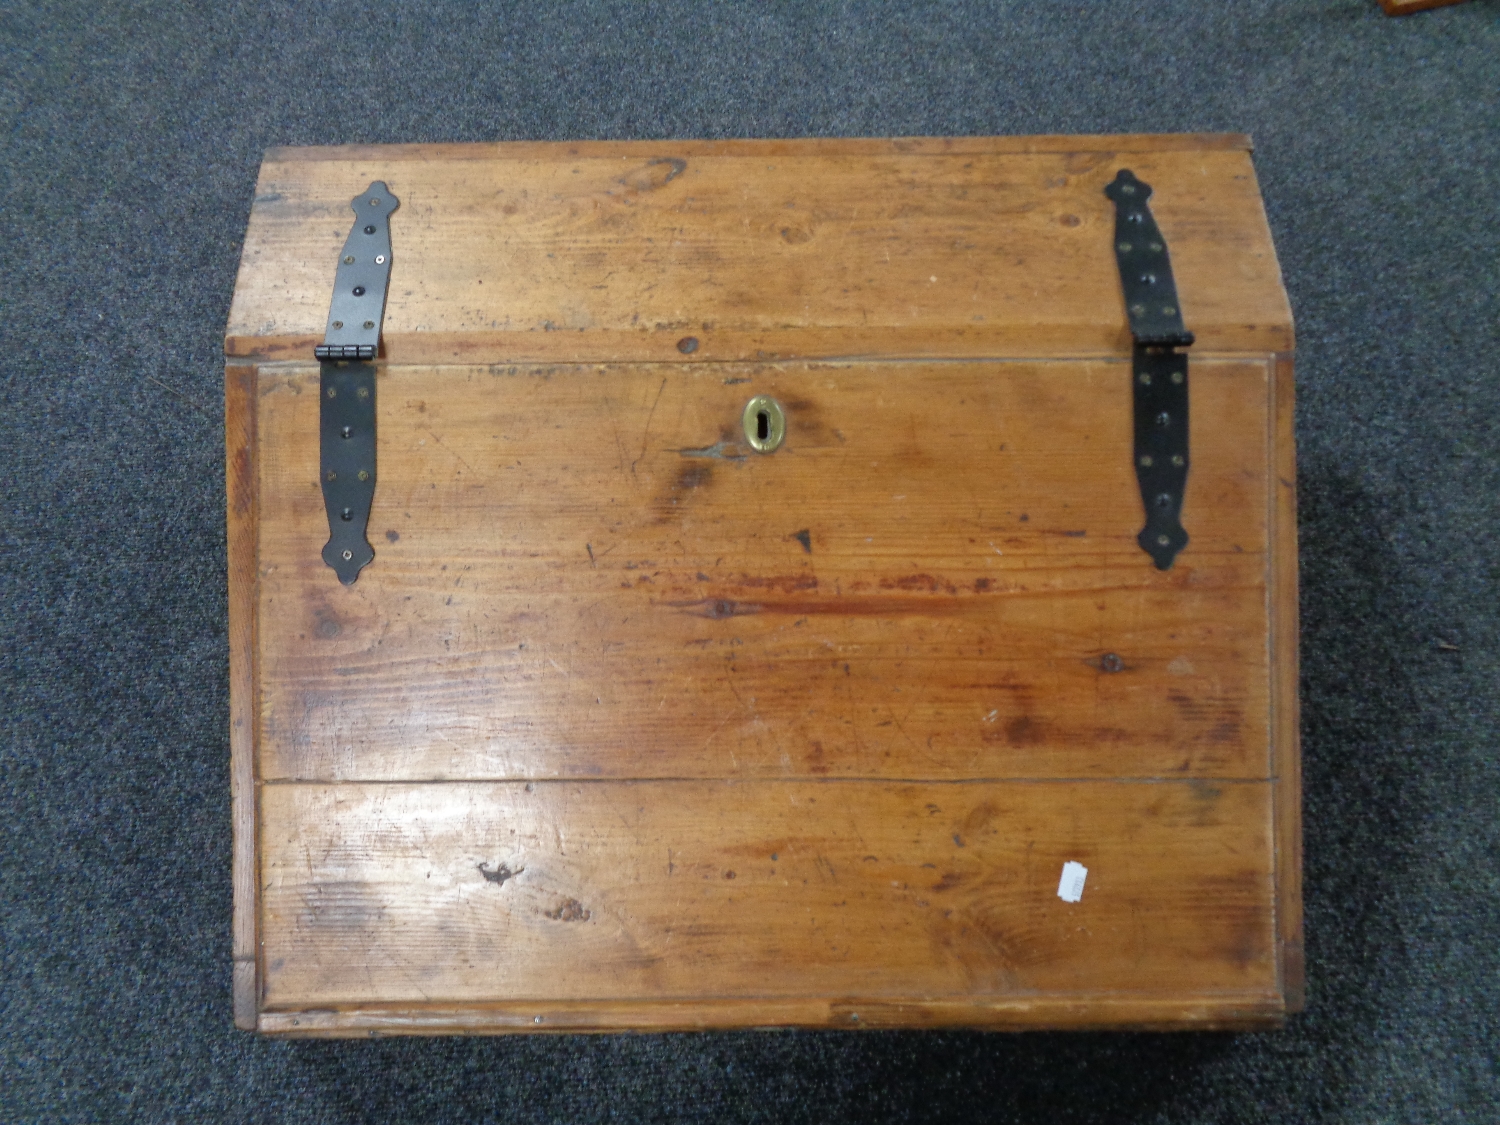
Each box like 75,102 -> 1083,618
732,574 -> 819,593
676,463 -> 712,491
544,898 -> 592,922
1006,715 -> 1041,745
792,529 -> 812,553
1204,719 -> 1241,744
1166,693 -> 1244,739
477,862 -> 524,886
666,597 -> 761,619
881,574 -> 958,594
952,833 -> 965,847
655,461 -> 715,521
385,529 -> 400,543
730,592 -> 978,618
296,881 -> 388,931
974,578 -> 991,592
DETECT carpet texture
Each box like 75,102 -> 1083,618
2,1 -> 1497,1122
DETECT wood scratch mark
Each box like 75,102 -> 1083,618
611,418 -> 627,472
632,378 -> 668,475
671,440 -> 746,461
424,427 -> 476,475
890,712 -> 922,755
701,711 -> 735,753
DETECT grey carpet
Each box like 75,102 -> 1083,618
2,1 -> 1497,1122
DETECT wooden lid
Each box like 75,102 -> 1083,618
226,134 -> 1293,364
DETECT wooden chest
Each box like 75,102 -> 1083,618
226,134 -> 1300,1035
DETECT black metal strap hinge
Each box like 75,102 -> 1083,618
1105,169 -> 1192,570
318,181 -> 398,584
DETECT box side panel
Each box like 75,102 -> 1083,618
226,362 -> 261,1029
226,144 -> 1291,363
254,358 -> 1274,784
1270,353 -> 1304,1010
258,779 -> 1279,1015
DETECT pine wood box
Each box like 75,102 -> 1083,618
225,135 -> 1300,1035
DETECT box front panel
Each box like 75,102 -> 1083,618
259,779 -> 1278,1012
255,358 -> 1272,784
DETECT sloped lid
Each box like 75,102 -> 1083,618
226,135 -> 1292,363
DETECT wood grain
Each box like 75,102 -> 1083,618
227,139 -> 1292,365
258,779 -> 1280,1022
253,358 -> 1273,784
225,361 -> 260,1029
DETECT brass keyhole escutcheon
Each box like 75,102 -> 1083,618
742,395 -> 786,453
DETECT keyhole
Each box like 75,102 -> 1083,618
742,395 -> 785,453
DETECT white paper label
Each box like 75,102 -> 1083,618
1057,861 -> 1088,903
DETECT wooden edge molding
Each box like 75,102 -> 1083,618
257,993 -> 1287,1037
1379,0 -> 1468,14
262,133 -> 1254,164
1270,352 -> 1305,1012
226,361 -> 261,1031
223,328 -> 1294,367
